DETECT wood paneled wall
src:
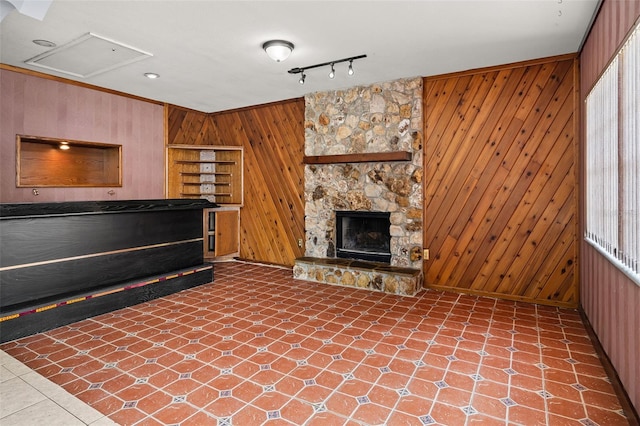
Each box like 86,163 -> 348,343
1,68 -> 165,203
580,0 -> 640,413
423,55 -> 579,307
167,101 -> 306,266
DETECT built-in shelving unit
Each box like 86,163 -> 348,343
167,145 -> 243,206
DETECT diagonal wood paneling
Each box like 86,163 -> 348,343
423,56 -> 579,307
167,100 -> 306,266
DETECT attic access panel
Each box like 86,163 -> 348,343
25,32 -> 152,78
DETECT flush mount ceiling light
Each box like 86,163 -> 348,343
33,39 -> 56,48
144,72 -> 160,79
288,54 -> 366,85
263,40 -> 294,62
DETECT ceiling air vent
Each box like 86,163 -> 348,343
25,32 -> 152,78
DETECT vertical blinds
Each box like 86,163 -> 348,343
585,22 -> 640,284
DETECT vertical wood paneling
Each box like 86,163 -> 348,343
581,0 -> 640,95
580,0 -> 640,414
0,69 -> 165,203
167,100 -> 305,266
423,56 -> 579,307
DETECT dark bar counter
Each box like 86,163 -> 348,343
0,199 -> 217,342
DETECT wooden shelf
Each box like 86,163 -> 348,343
176,160 -> 236,165
180,172 -> 232,176
182,182 -> 230,185
303,151 -> 412,165
181,192 -> 232,196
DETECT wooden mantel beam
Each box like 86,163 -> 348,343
303,151 -> 412,164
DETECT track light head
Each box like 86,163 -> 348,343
348,60 -> 354,76
299,72 -> 306,85
329,63 -> 335,79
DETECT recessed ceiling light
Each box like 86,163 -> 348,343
144,72 -> 160,79
33,39 -> 56,48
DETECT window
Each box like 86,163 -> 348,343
585,22 -> 640,285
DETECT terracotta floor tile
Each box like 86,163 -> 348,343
108,407 -> 148,426
0,262 -> 629,426
544,380 -> 584,403
585,404 -> 630,425
353,363 -> 383,383
297,384 -> 334,403
180,410 -> 218,426
325,391 -> 360,418
164,377 -> 202,396
203,395 -> 245,417
444,370 -> 477,392
252,390 -> 293,411
101,373 -> 136,394
186,385 -> 217,407
508,387 -> 547,412
90,394 -> 126,416
467,413 -> 508,425
508,404 -> 547,425
436,385 -> 472,407
115,383 -> 156,402
377,371 -> 412,389
152,401 -> 199,425
233,380 -> 263,403
305,411 -> 352,426
368,384 -> 401,407
351,402 -> 391,425
338,378 -> 374,398
582,389 -> 624,411
471,393 -> 507,420
430,401 -> 470,425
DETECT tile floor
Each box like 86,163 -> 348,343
0,345 -> 116,425
0,261 -> 630,425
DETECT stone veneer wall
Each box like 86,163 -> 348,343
303,77 -> 423,269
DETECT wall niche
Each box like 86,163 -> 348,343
16,135 -> 122,187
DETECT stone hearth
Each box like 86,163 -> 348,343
293,257 -> 422,297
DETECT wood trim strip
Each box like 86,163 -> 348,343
424,53 -> 578,82
0,265 -> 213,323
303,151 -> 412,164
0,238 -> 203,272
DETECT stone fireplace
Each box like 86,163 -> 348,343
293,77 -> 424,296
336,210 -> 391,263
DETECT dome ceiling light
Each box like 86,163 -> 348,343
263,40 -> 294,62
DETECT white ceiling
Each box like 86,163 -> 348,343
0,0 -> 600,113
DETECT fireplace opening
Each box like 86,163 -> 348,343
336,210 -> 391,263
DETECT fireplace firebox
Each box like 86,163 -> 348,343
335,211 -> 391,263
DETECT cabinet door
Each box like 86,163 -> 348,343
214,210 -> 239,256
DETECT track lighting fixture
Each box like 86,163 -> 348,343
288,54 -> 366,84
